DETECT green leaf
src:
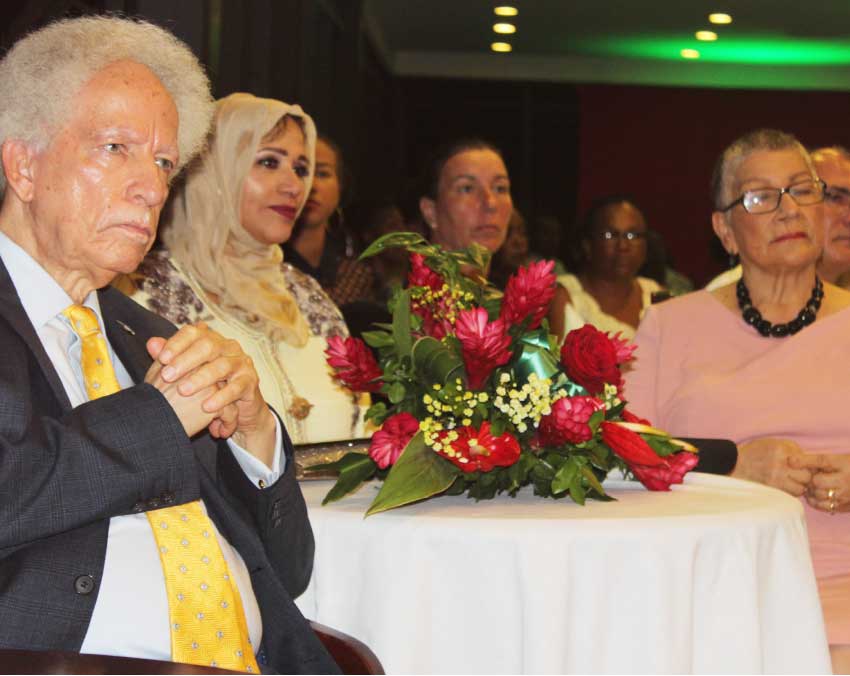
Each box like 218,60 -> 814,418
361,330 -> 395,349
580,465 -> 607,496
645,435 -> 678,457
387,381 -> 406,404
304,453 -> 377,505
551,456 -> 580,494
366,432 -> 459,515
588,409 -> 606,434
412,336 -> 465,386
489,416 -> 506,438
569,474 -> 587,505
364,401 -> 388,425
392,288 -> 413,358
360,231 -> 428,260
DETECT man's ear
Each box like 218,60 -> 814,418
1,139 -> 37,203
711,210 -> 738,256
419,196 -> 437,231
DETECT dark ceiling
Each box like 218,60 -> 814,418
364,0 -> 850,90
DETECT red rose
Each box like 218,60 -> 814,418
454,308 -> 512,390
369,412 -> 420,469
630,451 -> 699,491
500,259 -> 557,329
560,325 -> 622,395
435,421 -> 521,473
600,421 -> 664,467
325,335 -> 383,392
538,395 -> 604,446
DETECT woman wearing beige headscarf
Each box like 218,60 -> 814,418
126,93 -> 367,443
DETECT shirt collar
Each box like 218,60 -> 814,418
0,230 -> 103,329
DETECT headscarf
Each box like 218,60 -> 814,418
163,92 -> 317,347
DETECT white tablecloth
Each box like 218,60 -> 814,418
295,473 -> 831,674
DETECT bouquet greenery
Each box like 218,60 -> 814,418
315,233 -> 697,516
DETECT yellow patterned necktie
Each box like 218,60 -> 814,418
62,305 -> 259,673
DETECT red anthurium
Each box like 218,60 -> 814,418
560,324 -> 622,395
369,412 -> 420,469
325,335 -> 384,393
600,421 -> 664,467
453,308 -> 512,390
435,421 -> 521,473
630,451 -> 699,491
538,395 -> 604,446
500,259 -> 557,329
621,409 -> 651,426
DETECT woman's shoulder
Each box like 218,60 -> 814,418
641,289 -> 727,329
130,248 -> 207,327
281,262 -> 349,338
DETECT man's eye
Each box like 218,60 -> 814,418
156,157 -> 175,171
457,184 -> 474,194
104,143 -> 125,153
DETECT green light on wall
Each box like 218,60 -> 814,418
585,35 -> 850,65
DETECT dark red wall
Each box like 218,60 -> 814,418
576,83 -> 850,285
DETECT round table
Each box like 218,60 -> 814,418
295,472 -> 830,674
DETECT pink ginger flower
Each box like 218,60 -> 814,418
453,307 -> 512,390
538,395 -> 604,446
325,336 -> 383,393
500,259 -> 557,329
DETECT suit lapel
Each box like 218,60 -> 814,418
0,256 -> 72,410
99,286 -> 153,384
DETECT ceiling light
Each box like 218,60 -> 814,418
493,23 -> 516,34
494,6 -> 518,17
709,13 -> 733,24
696,30 -> 718,41
681,48 -> 700,59
491,42 -> 513,53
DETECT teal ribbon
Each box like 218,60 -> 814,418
514,329 -> 585,396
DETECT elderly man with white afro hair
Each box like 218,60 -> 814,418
0,14 -> 337,674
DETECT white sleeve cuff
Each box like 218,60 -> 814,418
226,413 -> 284,487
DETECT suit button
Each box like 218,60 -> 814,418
131,501 -> 145,513
162,491 -> 175,505
74,575 -> 95,595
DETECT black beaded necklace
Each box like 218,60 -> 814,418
736,276 -> 823,337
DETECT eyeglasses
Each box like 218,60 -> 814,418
825,185 -> 850,210
720,179 -> 825,214
595,230 -> 646,243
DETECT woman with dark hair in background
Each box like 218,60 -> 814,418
418,138 -> 513,262
548,196 -> 662,342
285,134 -> 374,306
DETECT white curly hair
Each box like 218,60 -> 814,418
0,14 -> 214,191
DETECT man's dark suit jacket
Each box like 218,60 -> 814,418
0,259 -> 338,674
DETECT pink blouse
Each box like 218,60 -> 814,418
625,290 -> 850,586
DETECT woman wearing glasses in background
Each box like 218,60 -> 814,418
625,129 -> 850,672
548,195 -> 662,343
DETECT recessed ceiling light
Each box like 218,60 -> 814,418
493,23 -> 516,34
695,30 -> 718,41
709,13 -> 732,24
491,42 -> 513,53
494,6 -> 518,17
681,48 -> 700,59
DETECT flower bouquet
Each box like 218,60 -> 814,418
315,233 -> 697,515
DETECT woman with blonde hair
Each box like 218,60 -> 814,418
127,92 -> 367,444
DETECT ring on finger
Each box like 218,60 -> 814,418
830,501 -> 837,516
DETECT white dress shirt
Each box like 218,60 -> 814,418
0,232 -> 283,660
